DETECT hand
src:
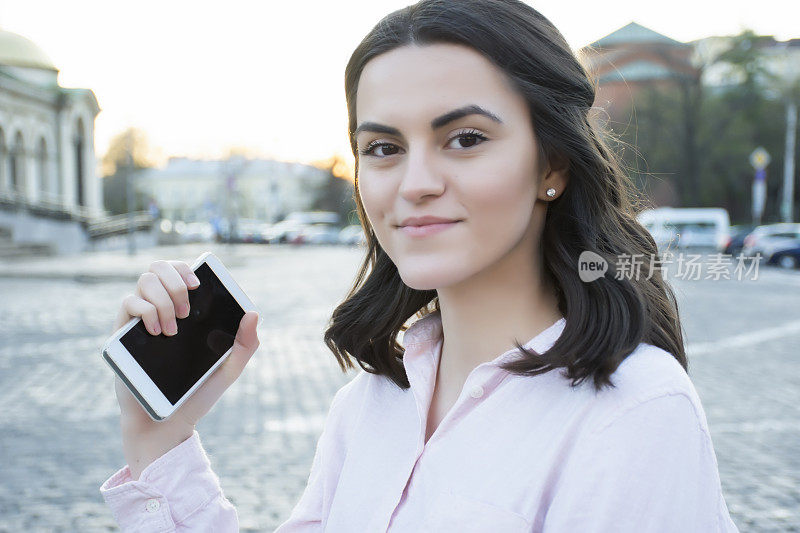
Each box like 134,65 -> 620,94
112,260 -> 259,478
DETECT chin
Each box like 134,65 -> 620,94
395,259 -> 471,291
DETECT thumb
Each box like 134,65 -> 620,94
220,312 -> 260,383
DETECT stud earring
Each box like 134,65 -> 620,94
546,188 -> 556,198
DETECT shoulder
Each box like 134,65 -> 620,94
543,346 -> 731,532
584,342 -> 709,436
328,368 -> 405,417
322,368 -> 408,447
608,342 -> 694,399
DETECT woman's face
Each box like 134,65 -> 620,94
355,43 -> 554,291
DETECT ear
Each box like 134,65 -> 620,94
538,151 -> 569,201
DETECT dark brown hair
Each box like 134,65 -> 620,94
323,0 -> 686,392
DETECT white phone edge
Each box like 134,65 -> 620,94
101,251 -> 261,421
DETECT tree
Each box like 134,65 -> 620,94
101,128 -> 156,177
616,30 -> 793,224
310,154 -> 356,224
617,85 -> 689,207
101,128 -> 156,215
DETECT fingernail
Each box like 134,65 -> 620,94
166,322 -> 178,336
153,322 -> 161,335
178,303 -> 189,318
188,275 -> 201,287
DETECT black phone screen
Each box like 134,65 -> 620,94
120,262 -> 245,404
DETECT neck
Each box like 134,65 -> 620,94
435,246 -> 562,382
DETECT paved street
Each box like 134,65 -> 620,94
0,244 -> 798,531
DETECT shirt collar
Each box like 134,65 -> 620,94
402,310 -> 567,368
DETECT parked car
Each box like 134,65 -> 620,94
722,224 -> 756,257
741,223 -> 800,260
239,219 -> 272,243
338,224 -> 366,245
637,207 -> 730,251
295,224 -> 341,245
766,244 -> 800,269
212,218 -> 270,243
264,220 -> 305,244
182,222 -> 215,243
284,211 -> 341,226
158,219 -> 215,244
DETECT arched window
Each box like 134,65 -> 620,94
74,118 -> 85,207
10,132 -> 24,195
37,137 -> 48,200
0,128 -> 6,192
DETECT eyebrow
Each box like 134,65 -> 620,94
353,104 -> 503,139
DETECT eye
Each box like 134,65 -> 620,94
446,129 -> 488,149
359,141 -> 402,157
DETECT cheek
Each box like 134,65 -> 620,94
470,185 -> 535,253
357,175 -> 391,233
461,151 -> 538,236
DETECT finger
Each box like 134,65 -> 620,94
122,294 -> 161,335
113,304 -> 132,332
167,260 -> 201,289
220,312 -> 260,384
137,272 -> 178,336
149,260 -> 191,319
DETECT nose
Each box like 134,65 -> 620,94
397,145 -> 446,202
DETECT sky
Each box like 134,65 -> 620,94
1,0 -> 798,171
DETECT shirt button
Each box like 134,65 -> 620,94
469,385 -> 484,398
146,499 -> 161,513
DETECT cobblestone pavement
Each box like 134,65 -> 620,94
0,245 -> 798,531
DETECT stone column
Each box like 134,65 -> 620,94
24,136 -> 39,204
82,116 -> 102,215
59,109 -> 76,208
0,141 -> 7,192
48,151 -> 60,202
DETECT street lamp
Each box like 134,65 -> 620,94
781,98 -> 797,223
125,130 -> 136,256
763,47 -> 799,223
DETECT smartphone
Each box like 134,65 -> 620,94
101,252 -> 261,421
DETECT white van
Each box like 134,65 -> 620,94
636,207 -> 731,252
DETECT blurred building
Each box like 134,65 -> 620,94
580,22 -> 700,125
583,22 -> 800,119
134,156 -> 330,224
0,28 -> 102,255
694,34 -> 800,93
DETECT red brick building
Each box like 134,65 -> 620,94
580,22 -> 700,126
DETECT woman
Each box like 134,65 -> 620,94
100,0 -> 739,531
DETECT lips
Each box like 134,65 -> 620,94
397,220 -> 461,237
398,215 -> 462,227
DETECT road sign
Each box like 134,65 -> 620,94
750,147 -> 771,170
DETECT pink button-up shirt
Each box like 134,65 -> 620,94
101,311 -> 739,532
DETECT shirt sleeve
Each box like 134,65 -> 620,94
542,392 -> 739,533
99,430 -> 238,532
274,379 -> 353,532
